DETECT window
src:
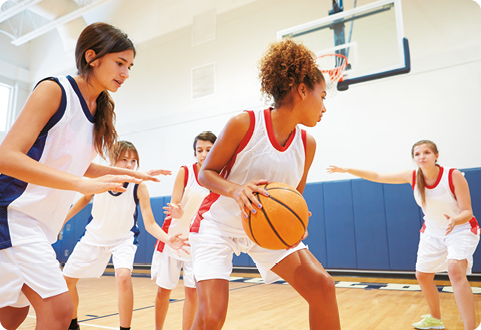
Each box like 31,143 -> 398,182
0,83 -> 12,132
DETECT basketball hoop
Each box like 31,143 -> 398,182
317,53 -> 348,98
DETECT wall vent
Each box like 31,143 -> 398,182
192,10 -> 216,46
192,62 -> 215,99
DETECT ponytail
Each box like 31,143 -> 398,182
94,91 -> 117,159
416,169 -> 427,206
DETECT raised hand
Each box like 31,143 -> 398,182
167,233 -> 190,254
163,203 -> 184,219
76,175 -> 141,195
326,165 -> 348,174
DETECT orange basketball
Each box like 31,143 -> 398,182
242,182 -> 309,250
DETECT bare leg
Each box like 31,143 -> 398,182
154,287 -> 171,330
115,268 -> 133,328
22,284 -> 73,330
448,259 -> 475,330
183,287 -> 198,330
64,276 -> 80,319
271,249 -> 340,330
415,271 -> 441,319
190,279 -> 229,330
0,306 -> 29,329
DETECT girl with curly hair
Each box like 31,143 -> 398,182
189,38 -> 340,330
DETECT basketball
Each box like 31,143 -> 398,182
242,182 -> 309,250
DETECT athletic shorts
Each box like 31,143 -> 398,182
0,241 -> 67,308
62,240 -> 137,278
416,229 -> 480,274
151,250 -> 195,289
190,227 -> 307,284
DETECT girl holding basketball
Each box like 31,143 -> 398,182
151,131 -> 216,330
328,140 -> 479,330
189,39 -> 341,330
0,23 -> 163,330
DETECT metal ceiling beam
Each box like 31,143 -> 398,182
0,0 -> 43,24
11,0 -> 116,46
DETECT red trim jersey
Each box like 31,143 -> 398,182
413,166 -> 479,237
156,163 -> 209,260
191,108 -> 307,237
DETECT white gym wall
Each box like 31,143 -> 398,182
0,0 -> 480,197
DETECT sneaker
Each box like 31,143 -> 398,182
412,314 -> 444,329
68,325 -> 80,330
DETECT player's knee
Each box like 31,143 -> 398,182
197,304 -> 227,329
304,272 -> 336,303
447,262 -> 467,284
0,306 -> 29,330
116,271 -> 132,287
185,287 -> 197,300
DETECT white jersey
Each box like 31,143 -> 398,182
413,166 -> 479,237
81,182 -> 140,246
156,163 -> 209,261
191,108 -> 307,237
0,76 -> 97,249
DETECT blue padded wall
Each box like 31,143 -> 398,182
351,180 -> 390,270
323,180 -> 357,269
55,167 -> 481,273
383,184 -> 421,270
303,183 -> 327,266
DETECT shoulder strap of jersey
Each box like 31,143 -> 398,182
448,168 -> 457,199
182,165 -> 189,188
219,110 -> 255,179
301,129 -> 307,156
412,170 -> 416,190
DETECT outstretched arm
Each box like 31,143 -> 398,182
63,194 -> 94,227
0,80 -> 140,195
162,167 -> 187,219
198,112 -> 269,218
137,183 -> 189,253
445,170 -> 474,235
327,165 -> 412,185
85,163 -> 171,183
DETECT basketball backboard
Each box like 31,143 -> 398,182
277,0 -> 410,91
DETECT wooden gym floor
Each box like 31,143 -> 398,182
14,269 -> 481,330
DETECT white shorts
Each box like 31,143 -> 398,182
0,241 -> 67,308
63,239 -> 137,278
416,229 -> 480,274
151,250 -> 195,289
190,228 -> 307,284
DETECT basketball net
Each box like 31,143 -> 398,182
317,53 -> 348,98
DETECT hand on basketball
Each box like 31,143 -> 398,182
76,175 -> 142,195
326,165 -> 347,174
167,233 -> 190,254
288,229 -> 309,250
445,214 -> 456,235
233,179 -> 269,219
163,203 -> 184,219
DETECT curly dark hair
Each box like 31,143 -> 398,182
258,38 -> 324,108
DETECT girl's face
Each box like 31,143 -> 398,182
114,151 -> 138,170
91,49 -> 135,92
413,144 -> 438,169
195,140 -> 214,167
299,81 -> 327,127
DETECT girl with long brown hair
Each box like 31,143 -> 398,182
0,23 -> 166,330
328,140 -> 479,330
